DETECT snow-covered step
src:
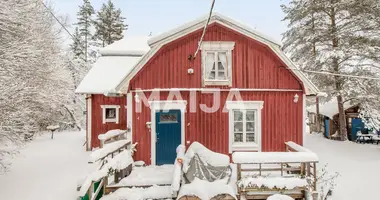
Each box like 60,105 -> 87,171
100,185 -> 173,200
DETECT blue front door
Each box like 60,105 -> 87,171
155,110 -> 181,165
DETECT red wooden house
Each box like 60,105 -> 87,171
77,13 -> 319,165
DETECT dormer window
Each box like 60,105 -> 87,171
201,42 -> 235,86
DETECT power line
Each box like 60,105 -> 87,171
41,1 -> 89,63
41,2 -> 75,40
193,0 -> 216,59
289,68 -> 380,80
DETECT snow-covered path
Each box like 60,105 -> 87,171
0,131 -> 93,200
305,133 -> 380,200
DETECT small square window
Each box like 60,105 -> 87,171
105,108 -> 116,119
101,105 -> 120,124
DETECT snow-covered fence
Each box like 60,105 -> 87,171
232,151 -> 319,200
98,129 -> 128,148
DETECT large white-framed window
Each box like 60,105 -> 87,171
200,42 -> 235,86
101,105 -> 120,124
226,101 -> 264,153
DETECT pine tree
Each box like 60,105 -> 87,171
93,0 -> 128,47
75,0 -> 94,62
70,27 -> 84,59
282,0 -> 380,140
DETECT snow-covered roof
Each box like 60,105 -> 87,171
100,36 -> 150,56
116,12 -> 319,95
307,99 -> 355,118
76,36 -> 150,94
75,56 -> 142,94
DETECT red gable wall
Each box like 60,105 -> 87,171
126,23 -> 305,164
129,23 -> 303,90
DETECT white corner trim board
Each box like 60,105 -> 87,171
101,105 -> 120,124
149,100 -> 187,165
87,95 -> 92,151
226,101 -> 264,153
127,93 -> 133,142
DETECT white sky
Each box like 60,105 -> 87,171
53,0 -> 290,45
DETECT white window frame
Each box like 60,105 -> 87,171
201,42 -> 235,86
226,101 -> 264,153
101,105 -> 120,124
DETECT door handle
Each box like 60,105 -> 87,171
156,132 -> 159,143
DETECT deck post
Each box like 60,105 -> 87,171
312,191 -> 319,200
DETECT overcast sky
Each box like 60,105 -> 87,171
54,0 -> 290,44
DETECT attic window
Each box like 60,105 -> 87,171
101,105 -> 120,124
201,42 -> 235,86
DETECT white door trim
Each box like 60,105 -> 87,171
149,100 -> 187,165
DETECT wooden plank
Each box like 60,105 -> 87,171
240,167 -> 301,172
91,179 -> 104,200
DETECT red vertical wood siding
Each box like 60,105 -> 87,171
91,94 -> 126,148
132,91 -> 303,164
130,23 -> 302,90
127,23 -> 305,164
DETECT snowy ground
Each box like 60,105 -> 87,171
1,131 -> 379,200
0,131 -> 93,200
304,133 -> 380,200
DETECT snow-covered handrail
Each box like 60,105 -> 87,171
89,140 -> 131,163
285,141 -> 312,152
98,129 -> 127,148
80,150 -> 134,199
232,152 -> 318,164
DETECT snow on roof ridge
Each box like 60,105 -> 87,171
100,36 -> 150,56
148,12 -> 281,47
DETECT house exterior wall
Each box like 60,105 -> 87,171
131,90 -> 303,164
127,23 -> 305,164
90,94 -> 127,148
129,23 -> 302,90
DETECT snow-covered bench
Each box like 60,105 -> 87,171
233,151 -> 319,200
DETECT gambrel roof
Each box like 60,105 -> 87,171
115,13 -> 319,95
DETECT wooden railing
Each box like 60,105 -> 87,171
80,130 -> 132,200
233,142 -> 319,200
